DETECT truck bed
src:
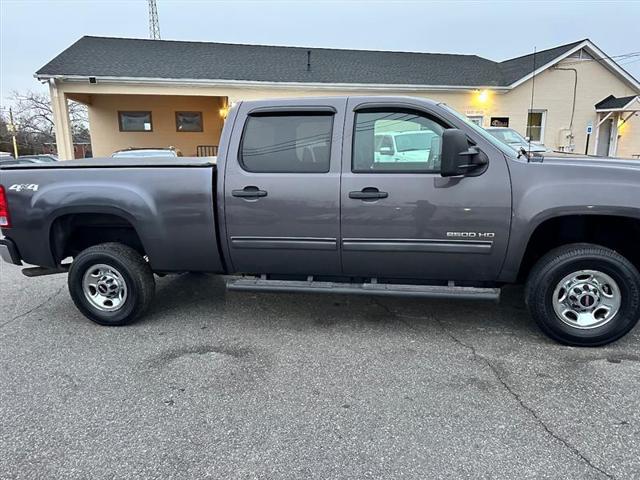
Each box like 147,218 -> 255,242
0,158 -> 224,273
0,156 -> 216,169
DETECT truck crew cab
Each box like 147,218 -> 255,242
2,96 -> 640,346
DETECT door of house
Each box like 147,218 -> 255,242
597,118 -> 614,157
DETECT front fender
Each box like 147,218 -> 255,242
499,163 -> 640,282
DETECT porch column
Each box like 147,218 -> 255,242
225,95 -> 244,113
48,79 -> 74,160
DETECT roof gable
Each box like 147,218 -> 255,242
498,40 -> 584,85
503,39 -> 640,91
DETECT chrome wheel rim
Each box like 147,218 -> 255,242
552,270 -> 621,329
82,263 -> 128,312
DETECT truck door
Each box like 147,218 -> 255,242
223,98 -> 346,275
339,99 -> 512,281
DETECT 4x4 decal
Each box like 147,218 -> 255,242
9,184 -> 39,192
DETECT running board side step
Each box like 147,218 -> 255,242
21,264 -> 70,277
226,277 -> 500,301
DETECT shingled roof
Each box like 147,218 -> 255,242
35,36 -> 588,87
595,94 -> 639,110
497,40 -> 584,85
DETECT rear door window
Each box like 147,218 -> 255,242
240,114 -> 333,173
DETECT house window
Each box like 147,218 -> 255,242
467,116 -> 483,127
526,110 -> 546,143
176,111 -> 203,132
118,111 -> 152,132
490,117 -> 509,127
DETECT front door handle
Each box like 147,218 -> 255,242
349,187 -> 388,200
232,186 -> 268,198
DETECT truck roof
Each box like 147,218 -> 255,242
239,95 -> 442,107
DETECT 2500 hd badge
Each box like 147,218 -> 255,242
447,232 -> 496,238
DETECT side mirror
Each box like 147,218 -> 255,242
379,146 -> 394,156
440,128 -> 488,177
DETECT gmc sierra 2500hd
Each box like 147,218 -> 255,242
1,96 -> 640,346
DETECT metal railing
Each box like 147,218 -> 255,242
196,145 -> 218,157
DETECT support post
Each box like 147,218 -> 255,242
48,79 -> 74,160
593,113 -> 601,156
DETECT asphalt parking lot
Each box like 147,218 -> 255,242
1,261 -> 639,480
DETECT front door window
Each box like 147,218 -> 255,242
353,110 -> 444,172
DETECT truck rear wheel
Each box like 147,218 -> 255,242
68,243 -> 155,326
525,243 -> 640,346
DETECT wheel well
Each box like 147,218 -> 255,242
50,213 -> 145,263
518,215 -> 640,281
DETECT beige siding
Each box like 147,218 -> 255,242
86,94 -> 226,157
58,60 -> 639,159
493,58 -> 639,157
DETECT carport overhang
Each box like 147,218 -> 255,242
41,76 -> 238,159
37,73 -> 510,160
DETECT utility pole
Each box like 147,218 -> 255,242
148,0 -> 161,40
8,108 -> 19,158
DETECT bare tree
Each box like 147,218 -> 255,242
2,90 -> 90,154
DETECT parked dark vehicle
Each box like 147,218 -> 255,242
2,96 -> 640,346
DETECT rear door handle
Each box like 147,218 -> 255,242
232,186 -> 268,198
349,187 -> 388,200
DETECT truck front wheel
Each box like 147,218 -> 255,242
525,243 -> 640,346
68,243 -> 155,326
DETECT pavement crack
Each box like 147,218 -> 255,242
370,298 -> 416,330
371,299 -> 615,480
0,284 -> 65,331
434,317 -> 615,480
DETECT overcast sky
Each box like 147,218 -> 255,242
1,0 -> 639,103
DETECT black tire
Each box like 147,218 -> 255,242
525,243 -> 640,346
68,243 -> 155,326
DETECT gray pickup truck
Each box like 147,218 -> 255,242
2,96 -> 640,346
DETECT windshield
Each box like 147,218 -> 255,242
488,129 -> 527,144
112,150 -> 176,158
394,132 -> 435,152
439,104 -> 517,157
